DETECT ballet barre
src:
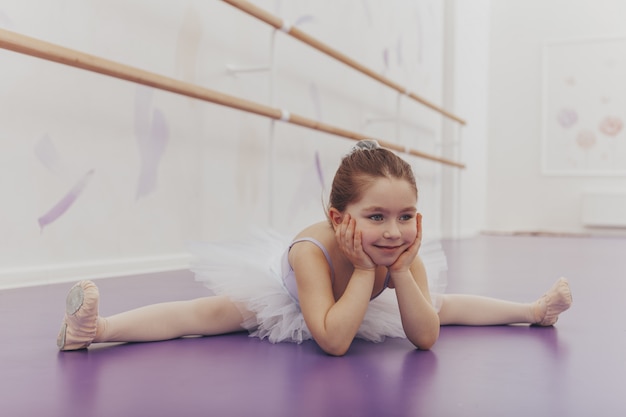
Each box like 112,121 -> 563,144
0,28 -> 465,168
222,0 -> 466,125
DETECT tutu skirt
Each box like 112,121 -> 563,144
189,229 -> 447,344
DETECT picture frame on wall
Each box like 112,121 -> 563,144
542,35 -> 626,176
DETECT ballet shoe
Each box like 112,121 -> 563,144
57,280 -> 100,351
534,277 -> 573,326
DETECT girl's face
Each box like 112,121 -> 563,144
343,177 -> 418,266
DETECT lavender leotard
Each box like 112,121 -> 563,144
281,237 -> 391,304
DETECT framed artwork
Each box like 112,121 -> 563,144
542,36 -> 626,175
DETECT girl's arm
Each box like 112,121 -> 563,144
390,257 -> 440,350
388,214 -> 440,349
291,216 -> 376,356
291,243 -> 374,356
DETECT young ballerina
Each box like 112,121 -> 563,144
57,140 -> 572,356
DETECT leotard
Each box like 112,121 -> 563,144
281,237 -> 391,304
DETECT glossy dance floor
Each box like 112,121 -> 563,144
2,234 -> 625,417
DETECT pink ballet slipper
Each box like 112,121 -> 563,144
57,280 -> 99,351
534,277 -> 573,326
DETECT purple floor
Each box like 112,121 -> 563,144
1,234 -> 625,417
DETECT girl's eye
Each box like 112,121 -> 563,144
400,214 -> 414,221
369,214 -> 384,221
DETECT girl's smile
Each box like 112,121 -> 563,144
369,243 -> 409,264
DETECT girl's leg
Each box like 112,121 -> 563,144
57,280 -> 247,351
95,297 -> 246,343
437,278 -> 572,326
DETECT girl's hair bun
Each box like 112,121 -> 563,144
351,139 -> 380,153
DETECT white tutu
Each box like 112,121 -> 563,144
189,229 -> 447,344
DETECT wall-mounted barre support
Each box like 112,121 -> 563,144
0,28 -> 465,168
222,0 -> 467,125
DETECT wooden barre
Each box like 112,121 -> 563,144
0,28 -> 465,168
222,0 -> 467,125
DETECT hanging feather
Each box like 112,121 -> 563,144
38,169 -> 95,231
33,134 -> 61,174
134,87 -> 169,199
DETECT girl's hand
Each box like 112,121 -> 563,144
335,214 -> 376,271
389,213 -> 423,273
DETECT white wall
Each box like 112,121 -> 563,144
0,0 -> 454,289
441,0 -> 490,239
486,0 -> 626,235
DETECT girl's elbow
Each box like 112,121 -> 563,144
316,335 -> 352,356
415,336 -> 438,351
411,328 -> 440,351
324,346 -> 350,356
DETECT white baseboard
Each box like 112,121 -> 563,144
439,229 -> 482,240
582,192 -> 626,228
0,253 -> 192,290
